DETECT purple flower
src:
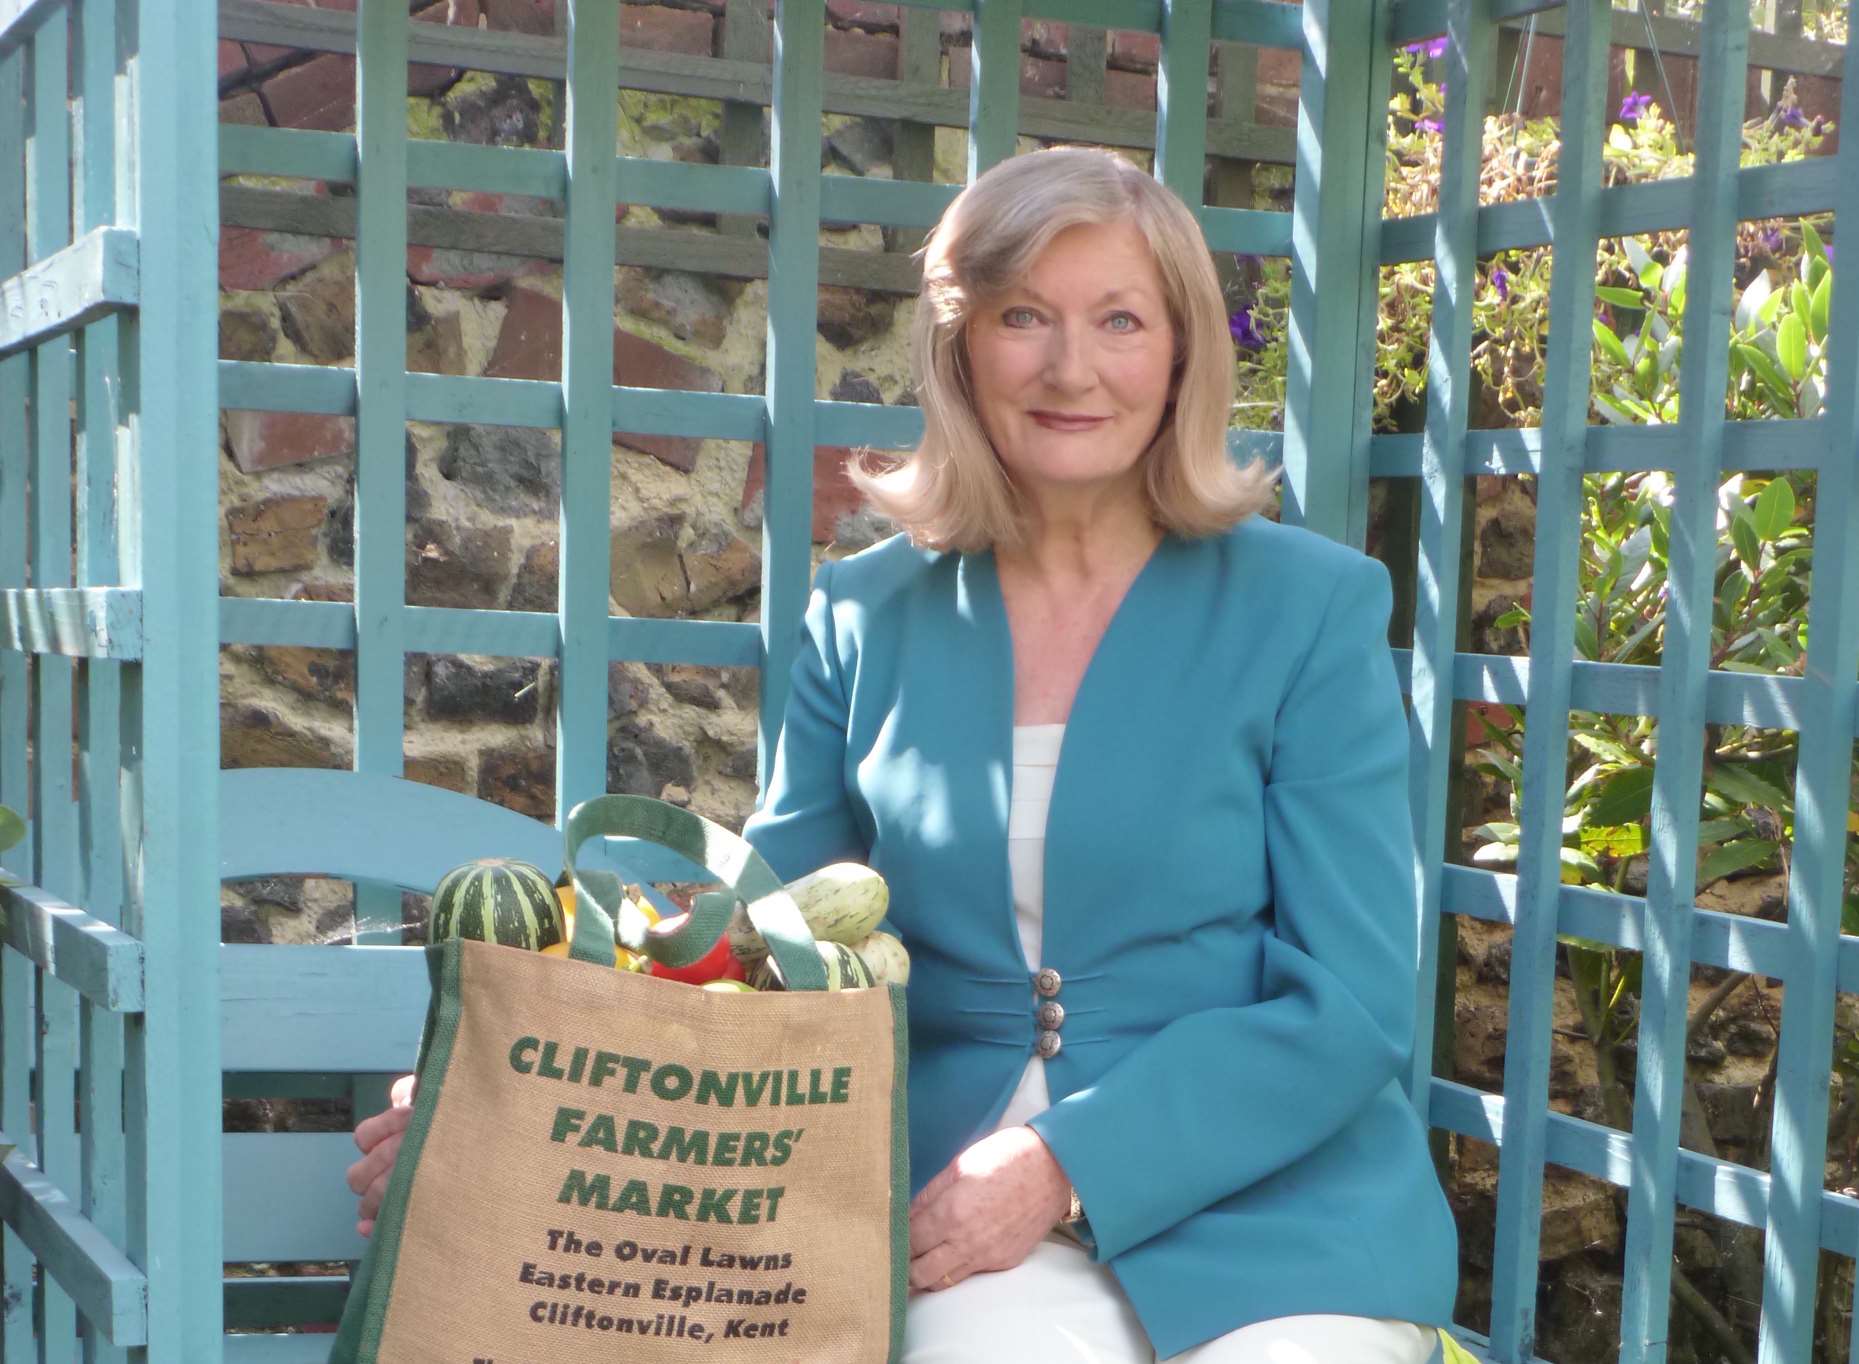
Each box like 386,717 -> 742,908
1404,37 -> 1448,59
1416,117 -> 1442,134
1826,243 -> 1836,266
1490,265 -> 1510,301
1760,226 -> 1785,256
1619,92 -> 1653,122
1229,308 -> 1266,351
1781,105 -> 1808,128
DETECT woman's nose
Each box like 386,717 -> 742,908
1041,326 -> 1095,392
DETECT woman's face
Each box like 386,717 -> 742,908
964,218 -> 1178,511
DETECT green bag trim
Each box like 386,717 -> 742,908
329,941 -> 467,1362
564,794 -> 828,990
885,981 -> 911,1363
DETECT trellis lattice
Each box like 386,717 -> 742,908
0,0 -> 1853,1360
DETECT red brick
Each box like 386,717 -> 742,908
741,444 -> 867,544
1109,31 -> 1159,74
410,0 -> 481,96
620,5 -> 714,57
482,286 -> 564,381
481,0 -> 553,32
613,330 -> 724,471
225,410 -> 355,474
219,40 -> 249,80
826,0 -> 899,32
405,244 -> 551,290
1256,46 -> 1300,87
220,227 -> 340,291
483,287 -> 722,471
1025,21 -> 1067,61
226,496 -> 328,575
826,28 -> 898,80
1255,82 -> 1296,129
949,50 -> 1066,100
242,39 -> 299,67
613,327 -> 722,394
262,53 -> 356,132
1105,68 -> 1155,111
221,92 -> 269,127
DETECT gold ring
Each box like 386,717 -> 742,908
936,1273 -> 954,1291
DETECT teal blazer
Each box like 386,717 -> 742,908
741,515 -> 1458,1356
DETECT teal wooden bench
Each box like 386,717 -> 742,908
1,0 -> 1854,1360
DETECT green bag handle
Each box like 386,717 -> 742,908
564,794 -> 830,992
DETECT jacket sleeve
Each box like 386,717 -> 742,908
1028,554 -> 1419,1261
740,559 -> 870,882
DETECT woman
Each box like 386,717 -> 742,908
739,147 -> 1456,1361
352,146 -> 1458,1361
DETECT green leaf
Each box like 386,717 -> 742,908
1791,280 -> 1816,341
1593,318 -> 1633,371
1698,838 -> 1780,887
1777,313 -> 1808,381
1579,823 -> 1649,857
1706,763 -> 1793,812
1800,375 -> 1824,420
1736,270 -> 1773,333
1559,934 -> 1617,958
1695,817 -> 1750,844
1574,611 -> 1600,661
1752,478 -> 1796,541
1731,509 -> 1763,574
1811,269 -> 1832,343
1471,841 -> 1520,866
1734,342 -> 1796,411
1560,845 -> 1604,883
1621,235 -> 1654,280
1595,391 -> 1648,426
0,805 -> 20,855
1803,219 -> 1826,271
1596,284 -> 1647,309
1587,765 -> 1656,825
1665,259 -> 1688,314
1477,748 -> 1524,789
1572,731 -> 1640,768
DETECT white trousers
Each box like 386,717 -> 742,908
904,1235 -> 1439,1364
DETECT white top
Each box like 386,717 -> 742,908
993,723 -> 1064,1133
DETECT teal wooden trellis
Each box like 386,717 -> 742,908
0,0 -> 1853,1360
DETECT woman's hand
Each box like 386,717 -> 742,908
346,1073 -> 416,1237
907,1125 -> 1072,1293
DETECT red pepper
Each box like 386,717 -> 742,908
647,914 -> 745,984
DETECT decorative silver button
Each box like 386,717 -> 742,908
1036,1001 -> 1065,1030
1035,1029 -> 1063,1059
1034,967 -> 1062,998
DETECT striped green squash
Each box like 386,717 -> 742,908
428,858 -> 565,951
749,939 -> 877,992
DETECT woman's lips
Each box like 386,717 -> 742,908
1028,412 -> 1110,431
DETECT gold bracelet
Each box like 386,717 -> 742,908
1060,1185 -> 1084,1226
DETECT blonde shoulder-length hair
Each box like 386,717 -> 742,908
851,146 -> 1276,552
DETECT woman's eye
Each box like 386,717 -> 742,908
1105,312 -> 1140,333
1002,307 -> 1039,328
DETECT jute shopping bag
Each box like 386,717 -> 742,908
331,795 -> 910,1363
